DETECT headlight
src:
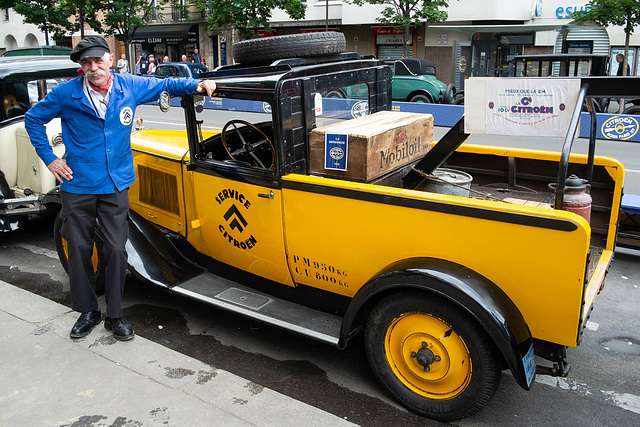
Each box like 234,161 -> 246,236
51,133 -> 64,146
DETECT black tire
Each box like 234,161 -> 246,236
233,32 -> 346,65
54,213 -> 106,293
408,93 -> 434,103
623,105 -> 640,115
453,94 -> 465,105
443,84 -> 456,104
364,292 -> 501,421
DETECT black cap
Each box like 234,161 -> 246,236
70,36 -> 110,62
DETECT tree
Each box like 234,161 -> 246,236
348,0 -> 451,58
194,0 -> 306,39
0,0 -> 75,44
572,0 -> 640,112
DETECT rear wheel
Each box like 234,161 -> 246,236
364,292 -> 501,421
623,105 -> 640,115
53,213 -> 105,293
409,93 -> 434,103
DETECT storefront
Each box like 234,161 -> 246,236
129,24 -> 199,63
422,0 -> 640,90
373,26 -> 414,59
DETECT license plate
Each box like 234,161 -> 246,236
522,343 -> 536,387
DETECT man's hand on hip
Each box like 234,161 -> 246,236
47,158 -> 73,183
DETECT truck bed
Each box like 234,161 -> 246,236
370,142 -> 621,284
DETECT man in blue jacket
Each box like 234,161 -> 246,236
25,36 -> 216,341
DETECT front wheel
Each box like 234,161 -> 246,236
443,84 -> 456,104
364,292 -> 501,421
53,213 -> 105,293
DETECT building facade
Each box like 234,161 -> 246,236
0,8 -> 51,55
270,0 -> 640,90
3,1 -> 639,83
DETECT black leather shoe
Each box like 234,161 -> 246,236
70,311 -> 102,339
104,317 -> 135,341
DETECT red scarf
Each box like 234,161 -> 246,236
88,74 -> 113,92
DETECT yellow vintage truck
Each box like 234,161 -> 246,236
51,36 -> 626,421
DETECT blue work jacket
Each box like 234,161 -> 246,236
25,73 -> 200,194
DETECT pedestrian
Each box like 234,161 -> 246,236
616,53 -> 630,76
24,35 -> 216,342
148,55 -> 156,75
117,53 -> 129,74
163,56 -> 169,63
191,48 -> 202,64
181,54 -> 187,62
138,52 -> 150,75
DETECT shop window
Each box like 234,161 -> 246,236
610,48 -> 636,76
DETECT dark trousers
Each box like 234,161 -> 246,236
60,190 -> 129,318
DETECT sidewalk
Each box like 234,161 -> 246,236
0,280 -> 355,427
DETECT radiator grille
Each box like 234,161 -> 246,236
138,165 -> 180,215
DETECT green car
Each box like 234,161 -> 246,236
387,58 -> 460,104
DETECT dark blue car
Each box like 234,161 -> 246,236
153,62 -> 208,78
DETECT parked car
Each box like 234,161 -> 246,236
153,62 -> 208,79
386,57 -> 461,104
2,45 -> 72,57
50,32 -> 626,421
0,56 -> 78,233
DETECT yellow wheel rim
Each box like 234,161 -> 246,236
384,312 -> 472,400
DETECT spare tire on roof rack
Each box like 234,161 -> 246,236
233,32 -> 346,65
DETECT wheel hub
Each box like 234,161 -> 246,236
411,342 -> 442,372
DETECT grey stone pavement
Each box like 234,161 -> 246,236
0,280 -> 355,427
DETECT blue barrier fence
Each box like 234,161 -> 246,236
169,96 -> 640,142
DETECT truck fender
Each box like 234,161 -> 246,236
406,90 -> 435,104
42,186 -> 61,206
340,258 -> 535,391
120,210 -> 205,287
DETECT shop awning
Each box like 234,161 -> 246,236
128,24 -> 197,44
434,22 -> 588,34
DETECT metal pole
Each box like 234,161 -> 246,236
326,1 -> 329,31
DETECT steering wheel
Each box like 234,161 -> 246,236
221,120 -> 276,169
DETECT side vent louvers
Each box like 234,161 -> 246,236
138,165 -> 180,215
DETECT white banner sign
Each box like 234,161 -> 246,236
465,78 -> 581,137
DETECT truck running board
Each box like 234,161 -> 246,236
171,273 -> 342,346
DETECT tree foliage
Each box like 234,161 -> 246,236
572,0 -> 640,37
0,1 -> 181,43
348,0 -> 451,57
194,0 -> 306,39
0,0 -> 75,43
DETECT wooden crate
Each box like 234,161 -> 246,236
309,111 -> 434,182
